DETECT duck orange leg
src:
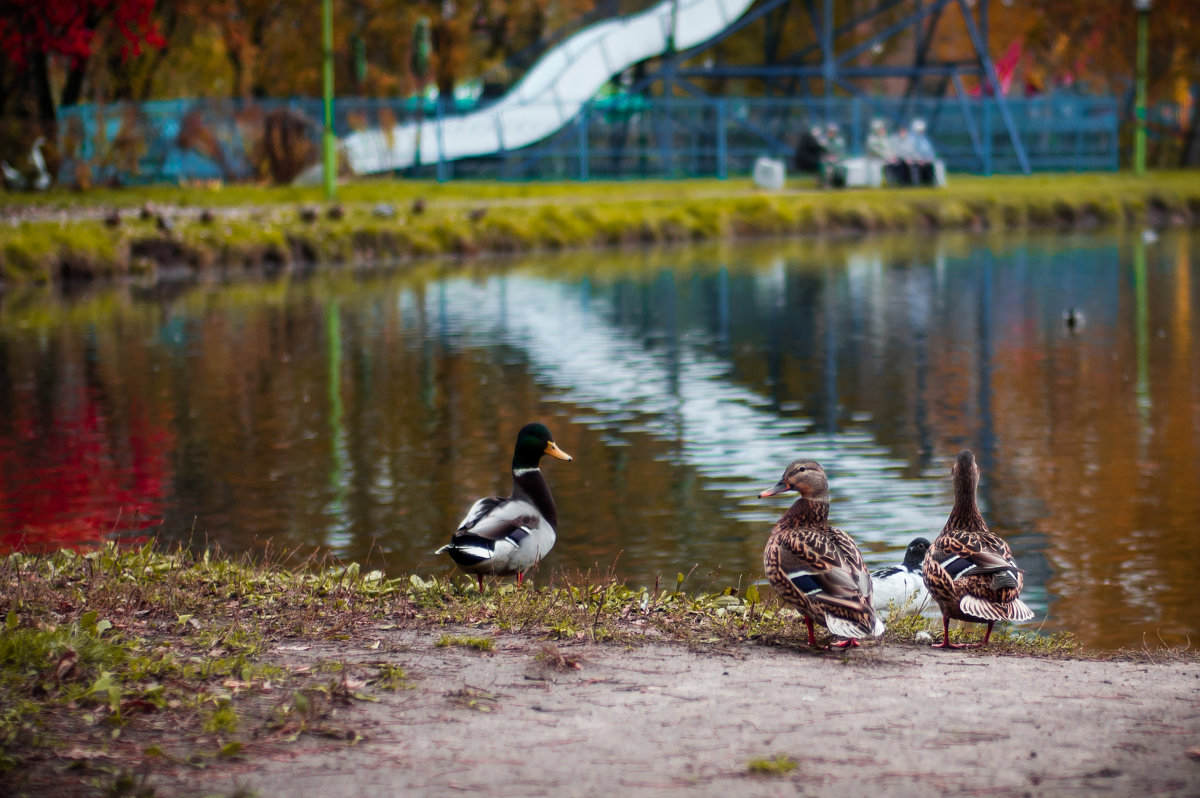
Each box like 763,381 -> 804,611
805,616 -> 818,647
476,574 -> 485,592
932,616 -> 995,649
932,615 -> 967,649
831,638 -> 861,648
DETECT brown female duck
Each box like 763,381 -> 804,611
923,449 -> 1034,648
759,460 -> 885,648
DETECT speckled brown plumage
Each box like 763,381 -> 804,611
760,460 -> 884,647
923,450 -> 1033,648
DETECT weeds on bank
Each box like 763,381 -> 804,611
4,173 -> 1200,283
0,543 -> 403,789
0,542 -> 1092,792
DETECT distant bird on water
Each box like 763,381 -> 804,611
923,450 -> 1033,648
437,423 -> 572,591
759,460 -> 884,648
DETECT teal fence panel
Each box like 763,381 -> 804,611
54,94 -> 1118,186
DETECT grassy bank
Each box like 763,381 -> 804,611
1,172 -> 1198,285
0,543 -> 1096,793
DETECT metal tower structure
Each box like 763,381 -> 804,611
631,0 -> 1031,173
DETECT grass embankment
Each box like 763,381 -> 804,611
1,172 -> 1198,284
0,544 -> 1088,793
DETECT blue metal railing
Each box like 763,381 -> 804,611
55,94 -> 1118,186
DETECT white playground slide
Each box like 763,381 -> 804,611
343,0 -> 755,174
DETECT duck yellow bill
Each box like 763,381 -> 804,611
545,441 -> 573,461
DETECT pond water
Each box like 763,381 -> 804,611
1,229 -> 1197,650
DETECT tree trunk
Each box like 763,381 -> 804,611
59,58 -> 91,109
1179,92 -> 1199,168
137,6 -> 180,101
31,52 -> 57,123
250,16 -> 269,100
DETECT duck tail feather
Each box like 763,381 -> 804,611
825,614 -> 881,640
1006,598 -> 1035,622
438,538 -> 495,567
959,594 -> 1007,621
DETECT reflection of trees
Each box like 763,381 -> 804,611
0,310 -> 172,552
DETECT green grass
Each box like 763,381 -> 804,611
746,754 -> 799,776
2,172 -> 1197,283
435,634 -> 495,651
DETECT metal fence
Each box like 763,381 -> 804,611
55,93 -> 1118,186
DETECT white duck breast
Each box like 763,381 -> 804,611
871,567 -> 931,615
870,537 -> 933,615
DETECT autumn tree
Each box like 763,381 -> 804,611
1020,0 -> 1200,164
0,0 -> 164,121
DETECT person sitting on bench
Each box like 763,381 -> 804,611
820,122 -> 848,188
909,119 -> 937,185
794,125 -> 828,175
867,118 -> 905,186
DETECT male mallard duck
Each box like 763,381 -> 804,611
759,460 -> 885,648
437,423 -> 572,590
871,537 -> 931,615
923,450 -> 1034,648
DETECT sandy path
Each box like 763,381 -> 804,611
150,630 -> 1200,797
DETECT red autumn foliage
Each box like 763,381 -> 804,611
0,373 -> 171,554
0,0 -> 164,71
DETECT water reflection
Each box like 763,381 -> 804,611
1,230 -> 1198,650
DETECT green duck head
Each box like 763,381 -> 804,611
512,423 -> 572,471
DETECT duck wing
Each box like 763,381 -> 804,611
932,529 -> 1019,585
772,523 -> 884,637
437,496 -> 544,571
929,529 -> 1033,622
454,496 -> 540,541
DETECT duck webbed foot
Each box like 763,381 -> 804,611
931,638 -> 977,649
931,618 -> 994,649
830,638 -> 861,649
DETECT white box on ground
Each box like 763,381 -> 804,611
753,157 -> 786,190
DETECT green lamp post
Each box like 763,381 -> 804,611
322,0 -> 337,200
1133,0 -> 1151,176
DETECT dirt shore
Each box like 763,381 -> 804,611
147,630 -> 1199,798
